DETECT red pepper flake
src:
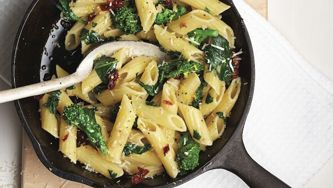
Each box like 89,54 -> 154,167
108,70 -> 119,90
163,100 -> 173,105
87,13 -> 96,22
163,145 -> 170,156
100,0 -> 125,11
62,133 -> 69,142
131,167 -> 149,185
180,22 -> 187,28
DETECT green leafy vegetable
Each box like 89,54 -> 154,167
191,81 -> 207,108
112,6 -> 141,34
57,0 -> 80,22
80,29 -> 104,45
108,170 -> 118,179
45,91 -> 61,114
193,130 -> 201,140
155,5 -> 187,25
205,94 -> 213,104
123,143 -> 151,156
63,104 -> 108,154
176,133 -> 201,173
216,112 -> 226,120
139,82 -> 158,96
204,35 -> 233,85
159,59 -> 204,80
188,29 -> 219,46
94,56 -> 118,83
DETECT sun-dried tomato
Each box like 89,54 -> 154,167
232,56 -> 241,79
163,145 -> 170,156
108,70 -> 119,90
100,0 -> 125,11
131,167 -> 149,185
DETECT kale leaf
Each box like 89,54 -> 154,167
176,133 -> 200,173
112,6 -> 142,34
155,5 -> 187,25
139,82 -> 159,96
94,56 -> 118,83
191,81 -> 207,108
188,29 -> 219,46
57,0 -> 80,22
45,91 -> 61,114
205,93 -> 213,104
80,29 -> 104,45
63,104 -> 108,154
123,143 -> 151,156
204,35 -> 233,86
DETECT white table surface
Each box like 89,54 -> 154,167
1,0 -> 333,187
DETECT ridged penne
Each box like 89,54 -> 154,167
106,95 -> 136,164
96,82 -> 148,106
154,25 -> 203,61
137,118 -> 179,178
133,97 -> 187,132
178,103 -> 212,146
77,145 -> 124,178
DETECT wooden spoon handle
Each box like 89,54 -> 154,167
0,74 -> 79,103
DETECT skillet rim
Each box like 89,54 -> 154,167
11,0 -> 255,187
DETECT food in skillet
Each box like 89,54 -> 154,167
39,0 -> 242,184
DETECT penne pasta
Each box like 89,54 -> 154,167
178,103 -> 213,146
133,97 -> 187,132
137,118 -> 179,178
140,60 -> 159,86
135,0 -> 158,32
65,21 -> 85,51
96,81 -> 148,106
154,25 -> 203,61
77,145 -> 124,178
39,94 -> 59,138
177,73 -> 201,105
106,95 -> 137,164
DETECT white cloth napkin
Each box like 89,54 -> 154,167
1,0 -> 333,188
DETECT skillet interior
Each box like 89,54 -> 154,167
12,0 -> 254,187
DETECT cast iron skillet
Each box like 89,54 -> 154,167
12,0 -> 290,187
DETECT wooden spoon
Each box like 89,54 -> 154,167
0,41 -> 165,103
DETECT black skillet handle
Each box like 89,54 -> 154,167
211,138 -> 290,188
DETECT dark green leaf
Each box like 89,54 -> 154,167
139,82 -> 158,96
57,0 -> 80,22
123,143 -> 151,156
216,112 -> 226,120
63,104 -> 108,154
45,91 -> 61,114
188,29 -> 219,46
155,5 -> 187,25
80,29 -> 104,45
191,81 -> 207,108
193,130 -> 201,140
112,6 -> 142,34
205,94 -> 213,104
94,56 -> 118,83
176,133 -> 200,173
204,36 -> 233,85
108,170 -> 118,179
